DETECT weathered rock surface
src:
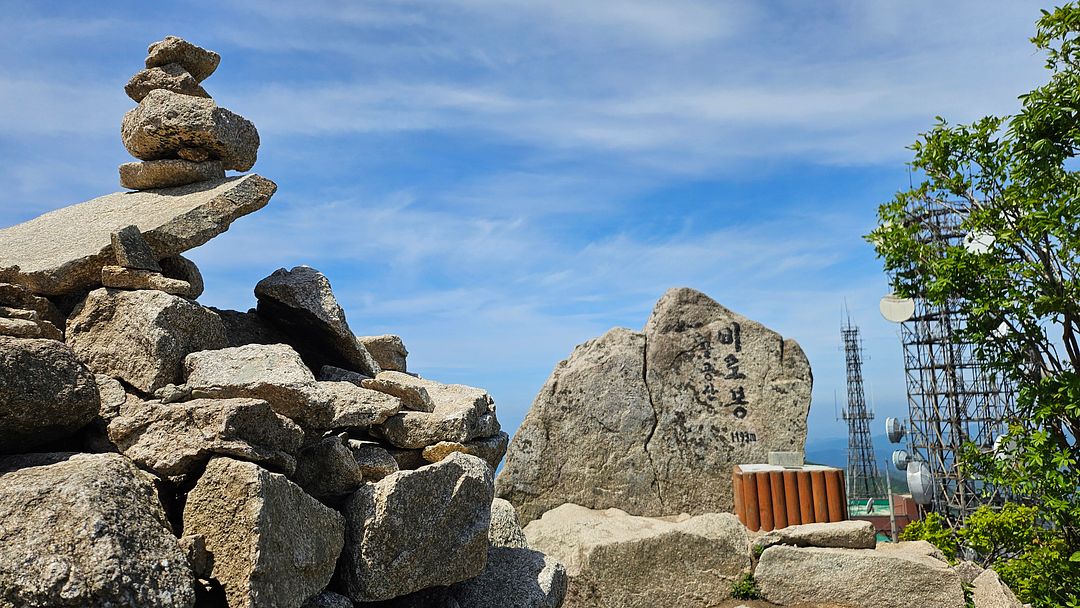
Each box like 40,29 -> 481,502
524,503 -> 750,608
0,175 -> 275,295
319,364 -> 369,385
490,497 -> 529,549
423,431 -> 509,471
0,452 -> 196,607
145,36 -> 220,82
302,591 -> 354,608
120,159 -> 225,190
183,343 -> 317,416
336,452 -> 494,602
755,544 -> 965,608
125,63 -> 210,102
67,288 -> 227,393
755,520 -> 877,551
362,371 -> 435,412
0,315 -> 63,340
0,282 -> 64,329
211,307 -> 288,347
183,457 -> 345,608
358,334 -> 408,372
111,224 -> 160,271
0,336 -> 99,453
972,568 -> 1024,608
122,90 -> 259,171
101,265 -> 194,296
498,287 -> 813,522
94,373 -> 128,421
293,434 -> 365,499
315,381 -> 402,430
375,377 -> 499,449
255,266 -> 379,375
159,254 -> 204,299
346,439 -> 399,481
107,397 -> 303,476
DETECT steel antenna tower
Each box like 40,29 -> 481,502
841,312 -> 884,500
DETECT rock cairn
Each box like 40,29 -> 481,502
0,37 -> 564,608
118,36 -> 259,191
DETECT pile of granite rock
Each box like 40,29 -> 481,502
0,36 -> 565,608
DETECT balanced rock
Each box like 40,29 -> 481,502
255,266 -> 380,375
125,63 -> 210,102
336,452 -> 494,602
101,265 -> 194,296
524,503 -> 750,608
122,89 -> 259,171
358,334 -> 408,372
755,520 -> 877,551
362,370 -> 435,411
0,336 -> 99,453
67,288 -> 227,393
183,457 -> 345,608
0,174 -> 275,295
0,452 -> 196,607
498,287 -> 812,522
375,376 -> 500,449
107,397 -> 304,476
160,254 -> 205,299
423,430 -> 509,470
120,159 -> 225,190
145,36 -> 220,82
755,544 -> 965,608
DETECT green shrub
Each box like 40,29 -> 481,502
898,512 -> 958,562
730,573 -> 760,600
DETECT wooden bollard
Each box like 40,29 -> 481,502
733,468 -> 744,523
743,472 -> 760,531
783,470 -> 801,526
797,470 -> 814,524
825,469 -> 844,522
810,470 -> 828,523
769,471 -> 787,530
756,472 -> 774,531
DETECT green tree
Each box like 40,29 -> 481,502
867,5 -> 1080,606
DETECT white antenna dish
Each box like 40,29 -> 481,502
993,435 -> 1016,461
964,231 -> 995,254
892,449 -> 912,471
907,460 -> 933,505
879,294 -> 915,323
886,417 -> 906,443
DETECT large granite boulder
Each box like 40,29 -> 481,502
0,336 -> 99,453
972,568 -> 1024,608
523,503 -> 750,608
498,287 -> 812,522
358,334 -> 408,372
67,288 -> 227,394
755,520 -> 877,551
374,377 -> 500,449
107,397 -> 304,476
0,452 -> 196,607
335,452 -> 494,602
183,457 -> 345,608
122,89 -> 259,171
755,544 -> 965,608
254,266 -> 379,376
0,175 -> 275,296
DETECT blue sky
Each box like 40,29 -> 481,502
0,1 -> 1056,451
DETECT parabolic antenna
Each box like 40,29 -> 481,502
964,231 -> 995,255
907,460 -> 933,505
879,294 -> 915,323
892,449 -> 912,471
885,417 -> 906,443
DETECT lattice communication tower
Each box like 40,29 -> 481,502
841,315 -> 884,500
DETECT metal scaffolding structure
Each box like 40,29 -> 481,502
841,315 -> 885,500
893,201 -> 1014,526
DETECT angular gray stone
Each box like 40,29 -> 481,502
111,224 -> 160,271
122,89 -> 259,171
67,288 -> 227,393
347,439 -> 399,481
0,452 -> 196,607
319,364 -> 370,385
315,381 -> 401,430
374,377 -> 500,449
255,266 -> 379,375
302,591 -> 354,608
107,397 -> 304,476
145,36 -> 220,82
95,373 -> 127,421
159,254 -> 204,299
953,560 -> 986,585
183,457 -> 345,608
972,568 -> 1023,608
423,431 -> 509,471
0,175 -> 275,295
0,305 -> 37,320
101,265 -> 194,296
387,446 -> 427,471
336,452 -> 494,602
120,159 -> 225,190
211,307 -> 289,347
362,371 -> 434,412
524,504 -> 750,608
755,520 -> 877,551
0,315 -> 62,340
358,334 -> 408,372
490,497 -> 529,549
498,287 -> 813,523
0,282 -> 64,328
293,434 -> 365,499
0,336 -> 99,453
755,544 -> 965,608
178,534 -> 210,579
125,63 -> 210,102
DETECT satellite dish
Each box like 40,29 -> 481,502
892,449 -> 912,471
879,294 -> 916,323
907,460 -> 933,505
993,435 -> 1016,461
886,417 -> 906,443
964,231 -> 995,254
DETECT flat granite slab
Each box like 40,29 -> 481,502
0,174 -> 275,295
